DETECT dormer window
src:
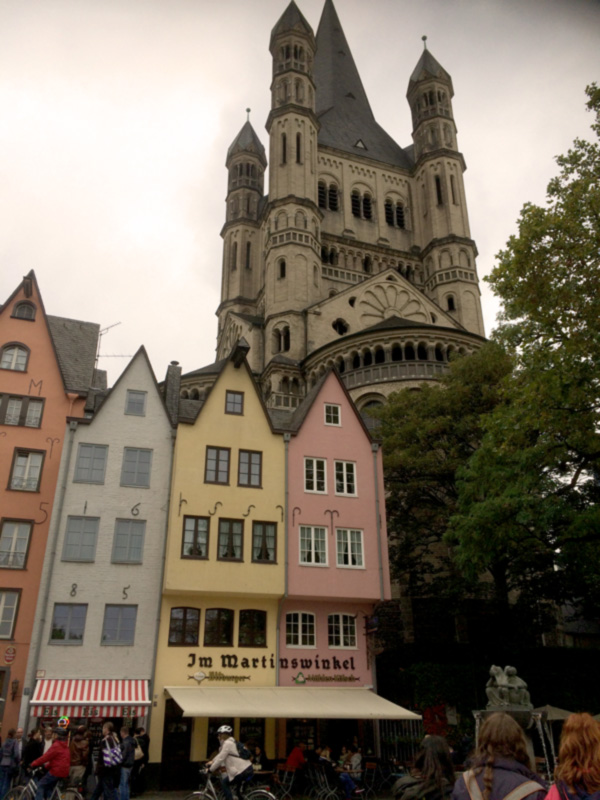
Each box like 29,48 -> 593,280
0,344 -> 29,372
12,302 -> 36,320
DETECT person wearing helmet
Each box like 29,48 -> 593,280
206,725 -> 253,800
31,728 -> 71,800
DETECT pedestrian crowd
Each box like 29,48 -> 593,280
393,712 -> 600,800
0,722 -> 150,800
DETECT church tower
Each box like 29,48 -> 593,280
407,42 -> 484,335
203,0 -> 487,418
217,119 -> 267,362
263,1 -> 320,366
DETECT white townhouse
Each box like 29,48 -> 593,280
20,347 -> 180,732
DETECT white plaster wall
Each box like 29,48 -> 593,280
26,351 -> 173,685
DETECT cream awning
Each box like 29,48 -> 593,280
165,686 -> 420,720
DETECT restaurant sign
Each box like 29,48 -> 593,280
186,652 -> 360,683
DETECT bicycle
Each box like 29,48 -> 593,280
4,768 -> 84,800
183,767 -> 276,800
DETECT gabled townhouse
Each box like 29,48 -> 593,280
20,347 -> 178,736
150,341 -> 286,787
0,271 -> 100,731
280,370 -> 393,751
150,348 -> 417,787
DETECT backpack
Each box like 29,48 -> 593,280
235,740 -> 252,761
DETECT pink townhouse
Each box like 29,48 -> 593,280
279,370 -> 391,749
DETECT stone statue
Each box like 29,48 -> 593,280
486,665 -> 532,709
486,665 -> 509,707
505,666 -> 532,708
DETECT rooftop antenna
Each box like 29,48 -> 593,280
246,107 -> 251,122
94,322 -> 132,371
422,35 -> 428,50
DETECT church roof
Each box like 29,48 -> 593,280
270,1 -> 314,50
408,47 -> 453,93
226,120 -> 267,166
314,0 -> 412,169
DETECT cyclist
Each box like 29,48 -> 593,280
206,725 -> 253,800
30,728 -> 70,800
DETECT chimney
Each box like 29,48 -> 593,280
164,360 -> 182,427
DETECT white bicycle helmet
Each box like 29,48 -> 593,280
217,725 -> 233,735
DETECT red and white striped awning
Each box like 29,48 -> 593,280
30,679 -> 150,718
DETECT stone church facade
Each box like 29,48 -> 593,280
183,0 -> 486,417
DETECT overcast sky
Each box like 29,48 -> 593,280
1,0 -> 598,386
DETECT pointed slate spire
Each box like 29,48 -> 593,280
409,45 -> 454,95
270,0 -> 314,50
313,0 -> 410,168
226,119 -> 267,167
314,0 -> 373,119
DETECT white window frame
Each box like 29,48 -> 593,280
0,591 -> 20,638
62,516 -> 99,562
334,460 -> 357,496
286,611 -> 316,648
324,404 -> 341,426
10,450 -> 44,492
328,613 -> 358,649
304,457 -> 327,494
101,605 -> 138,646
0,345 -> 28,372
336,528 -> 364,568
125,390 -> 147,416
120,448 -> 152,488
112,519 -> 145,564
299,525 -> 327,566
74,444 -> 108,484
0,521 -> 31,569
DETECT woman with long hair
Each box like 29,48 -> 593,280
549,713 -> 600,800
452,713 -> 546,800
394,736 -> 456,800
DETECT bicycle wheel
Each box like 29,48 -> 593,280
63,789 -> 84,800
183,791 -> 212,800
4,787 -> 26,800
247,789 -> 278,800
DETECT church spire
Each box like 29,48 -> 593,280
313,0 -> 410,168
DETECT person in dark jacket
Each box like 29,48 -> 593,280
31,728 -> 71,800
130,728 -> 149,798
451,713 -> 546,800
394,736 -> 455,800
0,729 -> 18,799
548,713 -> 600,800
90,722 -> 120,800
22,730 -> 44,773
119,728 -> 136,800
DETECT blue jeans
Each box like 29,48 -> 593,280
91,771 -> 119,800
119,767 -> 132,800
339,772 -> 356,799
219,767 -> 253,800
34,771 -> 60,800
0,766 -> 15,799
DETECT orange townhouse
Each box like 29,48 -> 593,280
0,271 -> 101,733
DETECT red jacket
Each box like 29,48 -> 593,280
32,739 -> 71,778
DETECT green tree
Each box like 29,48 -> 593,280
450,84 -> 600,618
377,342 -> 513,618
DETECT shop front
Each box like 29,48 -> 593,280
161,684 -> 420,786
29,678 -> 151,748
